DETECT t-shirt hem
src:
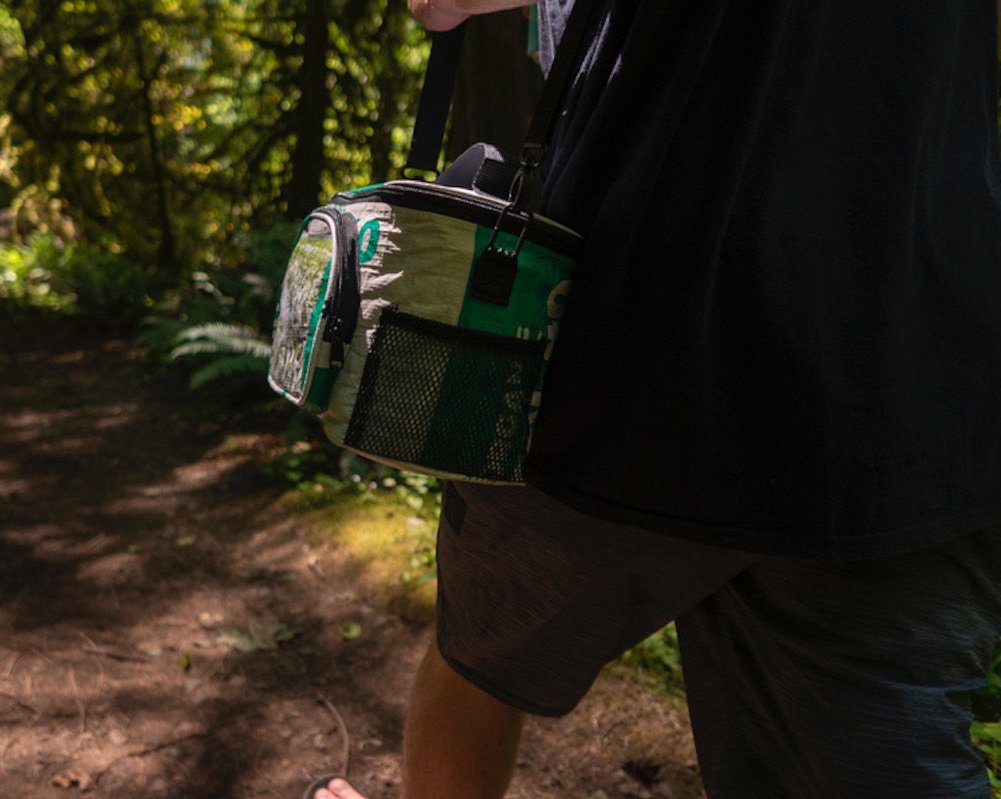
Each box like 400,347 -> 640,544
524,464 -> 1001,561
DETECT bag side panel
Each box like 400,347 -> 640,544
268,231 -> 333,406
458,228 -> 575,431
457,228 -> 575,341
320,201 -> 478,443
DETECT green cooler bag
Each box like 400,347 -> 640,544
268,179 -> 581,484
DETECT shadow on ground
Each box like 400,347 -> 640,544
0,318 -> 422,798
0,316 -> 704,799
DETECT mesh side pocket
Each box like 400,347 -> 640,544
345,309 -> 546,482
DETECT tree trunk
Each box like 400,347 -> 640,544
285,0 -> 330,220
133,26 -> 176,271
445,10 -> 542,163
368,4 -> 412,185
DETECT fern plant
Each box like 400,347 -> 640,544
170,322 -> 272,389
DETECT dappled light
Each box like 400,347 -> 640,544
2,1 -> 999,796
0,320 -> 705,798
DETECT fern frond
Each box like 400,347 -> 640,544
171,334 -> 272,360
172,340 -> 229,359
175,322 -> 262,343
189,354 -> 270,389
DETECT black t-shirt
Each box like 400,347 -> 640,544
526,0 -> 1001,559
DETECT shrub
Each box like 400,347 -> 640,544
169,321 -> 272,390
0,233 -> 152,324
974,641 -> 1001,789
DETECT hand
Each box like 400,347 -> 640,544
407,0 -> 471,32
407,0 -> 535,32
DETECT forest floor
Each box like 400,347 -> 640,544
0,317 -> 705,799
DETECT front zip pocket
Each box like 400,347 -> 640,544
268,207 -> 360,410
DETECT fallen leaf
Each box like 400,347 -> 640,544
52,769 -> 93,791
217,621 -> 302,652
197,611 -> 224,628
340,623 -> 362,641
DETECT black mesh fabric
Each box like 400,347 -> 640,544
345,309 -> 547,481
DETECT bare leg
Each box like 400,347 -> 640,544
317,641 -> 524,799
401,641 -> 524,798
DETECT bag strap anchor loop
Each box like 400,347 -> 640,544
470,203 -> 533,307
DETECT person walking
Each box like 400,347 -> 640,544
311,1 -> 1001,797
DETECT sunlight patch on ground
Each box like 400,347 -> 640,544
3,522 -> 66,547
168,457 -> 249,487
2,403 -> 138,444
0,475 -> 36,499
103,452 -> 253,516
3,409 -> 83,441
290,491 -> 438,624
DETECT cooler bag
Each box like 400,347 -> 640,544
268,178 -> 580,483
268,5 -> 595,483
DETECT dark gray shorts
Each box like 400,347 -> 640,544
436,481 -> 1001,799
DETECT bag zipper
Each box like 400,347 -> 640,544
331,181 -> 582,255
308,209 -> 360,369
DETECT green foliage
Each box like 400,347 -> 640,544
974,641 -> 1001,793
170,322 -> 272,389
0,0 -> 427,270
137,221 -> 296,397
0,233 -> 152,322
618,624 -> 685,695
0,235 -> 74,311
141,224 -> 282,392
975,643 -> 1001,717
216,621 -> 303,652
974,721 -> 1001,794
268,438 -> 347,490
268,434 -> 442,514
269,430 -> 441,596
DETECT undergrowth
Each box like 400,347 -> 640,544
617,624 -> 685,695
974,645 -> 1001,793
268,435 -> 441,623
0,233 -> 154,326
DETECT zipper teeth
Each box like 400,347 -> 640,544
333,183 -> 583,251
337,182 -> 508,214
329,210 -> 359,344
334,185 -> 511,225
382,183 -> 510,214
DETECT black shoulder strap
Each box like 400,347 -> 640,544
405,24 -> 467,174
520,0 -> 598,169
404,0 -> 598,178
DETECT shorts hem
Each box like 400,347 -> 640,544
436,630 -> 577,718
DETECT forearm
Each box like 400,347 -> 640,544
408,0 -> 535,32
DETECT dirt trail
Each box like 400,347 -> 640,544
0,318 -> 704,799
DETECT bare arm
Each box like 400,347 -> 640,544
407,0 -> 534,32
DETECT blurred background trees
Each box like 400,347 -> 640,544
0,0 -> 537,305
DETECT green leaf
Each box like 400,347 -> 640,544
340,623 -> 362,641
189,353 -> 269,389
217,621 -> 302,652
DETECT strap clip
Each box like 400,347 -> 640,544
470,204 -> 533,307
